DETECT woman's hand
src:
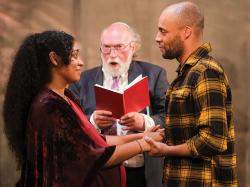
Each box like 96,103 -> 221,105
144,136 -> 168,157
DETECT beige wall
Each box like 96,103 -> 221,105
0,0 -> 249,186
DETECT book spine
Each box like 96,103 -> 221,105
122,94 -> 126,115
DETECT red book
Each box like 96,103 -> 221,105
94,76 -> 150,119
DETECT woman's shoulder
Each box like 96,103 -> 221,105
30,88 -> 70,116
28,88 -> 77,131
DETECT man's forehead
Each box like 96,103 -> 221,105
158,10 -> 178,29
101,27 -> 131,44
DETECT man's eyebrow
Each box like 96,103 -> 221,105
158,27 -> 167,32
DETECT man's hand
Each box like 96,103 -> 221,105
120,112 -> 144,131
144,136 -> 167,157
144,125 -> 165,142
93,110 -> 116,129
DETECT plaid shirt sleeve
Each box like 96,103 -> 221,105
186,67 -> 228,157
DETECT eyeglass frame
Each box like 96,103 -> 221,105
70,49 -> 80,59
100,41 -> 134,54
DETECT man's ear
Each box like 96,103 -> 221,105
49,51 -> 59,66
130,41 -> 137,54
183,26 -> 192,39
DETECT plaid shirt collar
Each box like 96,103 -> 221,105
176,43 -> 212,75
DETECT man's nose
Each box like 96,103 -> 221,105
155,32 -> 161,43
109,48 -> 118,57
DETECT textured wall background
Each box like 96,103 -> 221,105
0,0 -> 249,186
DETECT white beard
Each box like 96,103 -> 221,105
101,51 -> 133,77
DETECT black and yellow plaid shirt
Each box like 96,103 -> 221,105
164,43 -> 237,187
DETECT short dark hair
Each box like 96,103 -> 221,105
166,1 -> 204,35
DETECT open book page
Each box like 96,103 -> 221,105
124,74 -> 142,90
94,84 -> 123,94
94,74 -> 143,93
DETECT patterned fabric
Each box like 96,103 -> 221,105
164,43 -> 237,187
111,76 -> 120,90
67,97 -> 126,187
18,88 -> 122,187
102,68 -> 128,92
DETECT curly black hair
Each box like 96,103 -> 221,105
3,31 -> 74,166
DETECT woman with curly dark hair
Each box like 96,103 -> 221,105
3,31 -> 163,187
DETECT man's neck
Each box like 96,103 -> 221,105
178,41 -> 203,65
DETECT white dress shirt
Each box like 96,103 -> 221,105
90,68 -> 155,167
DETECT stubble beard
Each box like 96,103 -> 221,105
162,35 -> 184,60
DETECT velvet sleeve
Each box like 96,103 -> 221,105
26,99 -> 115,187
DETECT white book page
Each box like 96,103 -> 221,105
124,74 -> 143,90
94,84 -> 123,94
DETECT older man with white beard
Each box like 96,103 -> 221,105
70,22 -> 169,187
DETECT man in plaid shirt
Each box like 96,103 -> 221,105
145,1 -> 237,186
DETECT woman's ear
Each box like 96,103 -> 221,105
49,51 -> 59,66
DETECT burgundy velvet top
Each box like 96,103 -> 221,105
18,88 -> 124,187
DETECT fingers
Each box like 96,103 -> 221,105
120,112 -> 135,123
157,128 -> 165,137
144,136 -> 163,157
93,110 -> 116,128
144,136 -> 157,147
150,124 -> 161,132
94,110 -> 115,121
120,112 -> 144,131
157,128 -> 165,132
120,118 -> 134,125
120,112 -> 142,122
95,114 -> 114,121
120,112 -> 133,119
94,110 -> 113,117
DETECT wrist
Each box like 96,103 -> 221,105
137,139 -> 150,152
135,140 -> 143,154
136,114 -> 145,131
141,114 -> 155,131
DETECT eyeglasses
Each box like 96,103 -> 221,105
100,43 -> 131,54
70,49 -> 80,59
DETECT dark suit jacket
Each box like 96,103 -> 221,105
70,60 -> 169,187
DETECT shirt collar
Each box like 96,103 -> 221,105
101,66 -> 128,82
176,42 -> 212,74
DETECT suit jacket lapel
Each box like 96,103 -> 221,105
95,66 -> 104,85
128,61 -> 144,83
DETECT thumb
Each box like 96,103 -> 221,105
144,136 -> 156,146
150,125 -> 160,132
